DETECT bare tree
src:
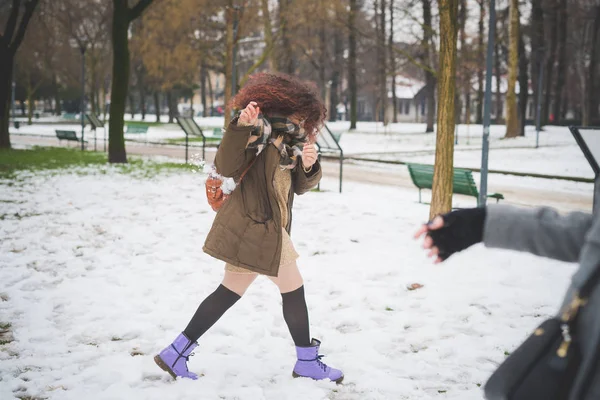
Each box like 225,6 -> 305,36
430,0 -> 459,219
0,0 -> 40,149
108,0 -> 155,163
504,0 -> 519,137
348,0 -> 358,129
422,0 -> 435,133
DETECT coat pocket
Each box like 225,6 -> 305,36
237,218 -> 279,271
241,175 -> 272,223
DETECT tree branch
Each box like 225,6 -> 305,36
239,42 -> 275,87
9,0 -> 39,54
3,0 -> 21,46
129,0 -> 154,22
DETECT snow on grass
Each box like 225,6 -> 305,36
0,166 -> 577,400
11,121 -> 591,178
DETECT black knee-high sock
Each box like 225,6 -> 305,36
281,285 -> 311,347
183,284 -> 241,342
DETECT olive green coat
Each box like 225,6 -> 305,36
203,121 -> 322,276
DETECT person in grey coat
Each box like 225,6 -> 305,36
415,199 -> 600,400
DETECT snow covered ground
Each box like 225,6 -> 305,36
0,166 -> 579,400
10,120 -> 594,178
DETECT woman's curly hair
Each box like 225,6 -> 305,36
230,72 -> 327,139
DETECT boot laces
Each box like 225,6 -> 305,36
316,355 -> 327,372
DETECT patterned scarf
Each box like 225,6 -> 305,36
246,114 -> 308,169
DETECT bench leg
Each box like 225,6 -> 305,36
418,189 -> 422,203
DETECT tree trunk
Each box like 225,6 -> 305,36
330,28 -> 343,122
190,89 -> 194,117
380,0 -> 387,125
0,0 -> 40,149
27,84 -> 33,125
552,0 -> 567,123
422,0 -> 435,132
109,0 -> 131,163
53,74 -> 62,116
430,0 -> 459,219
319,3 -> 327,101
224,3 -> 234,126
279,0 -> 295,74
542,0 -> 558,125
389,0 -> 397,123
129,94 -> 135,120
154,91 -> 160,122
504,0 -> 519,138
139,68 -> 146,120
518,34 -> 528,136
208,73 -> 214,114
530,0 -> 544,126
585,7 -> 600,126
102,80 -> 107,121
261,0 -> 277,71
476,0 -> 485,124
0,51 -> 13,149
458,0 -> 467,124
349,0 -> 358,130
494,20 -> 502,123
201,62 -> 208,117
167,90 -> 175,123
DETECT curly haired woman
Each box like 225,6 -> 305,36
154,73 -> 343,383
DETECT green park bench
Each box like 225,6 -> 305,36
62,113 -> 78,120
212,127 -> 224,139
406,163 -> 504,206
55,129 -> 87,146
125,124 -> 149,134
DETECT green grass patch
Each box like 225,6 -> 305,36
0,147 -> 197,179
0,147 -> 106,178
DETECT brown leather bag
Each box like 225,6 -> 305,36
205,161 -> 255,212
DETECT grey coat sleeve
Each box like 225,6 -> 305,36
483,204 -> 594,263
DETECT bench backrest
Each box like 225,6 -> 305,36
406,163 -> 479,197
212,127 -> 224,138
63,113 -> 77,120
86,113 -> 104,128
56,130 -> 78,140
126,125 -> 148,134
176,117 -> 204,137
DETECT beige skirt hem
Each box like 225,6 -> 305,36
225,228 -> 299,275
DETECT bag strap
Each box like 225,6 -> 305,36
579,263 -> 600,299
237,157 -> 257,183
560,263 -> 600,324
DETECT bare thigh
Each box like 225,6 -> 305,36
221,270 -> 259,296
268,261 -> 304,294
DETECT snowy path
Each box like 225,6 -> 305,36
9,135 -> 594,214
0,169 -> 579,399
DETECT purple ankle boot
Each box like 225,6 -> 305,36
154,332 -> 199,380
292,338 -> 344,384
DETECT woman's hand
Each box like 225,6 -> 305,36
301,144 -> 318,169
239,101 -> 260,126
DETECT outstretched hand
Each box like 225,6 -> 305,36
414,208 -> 487,263
414,216 -> 445,264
